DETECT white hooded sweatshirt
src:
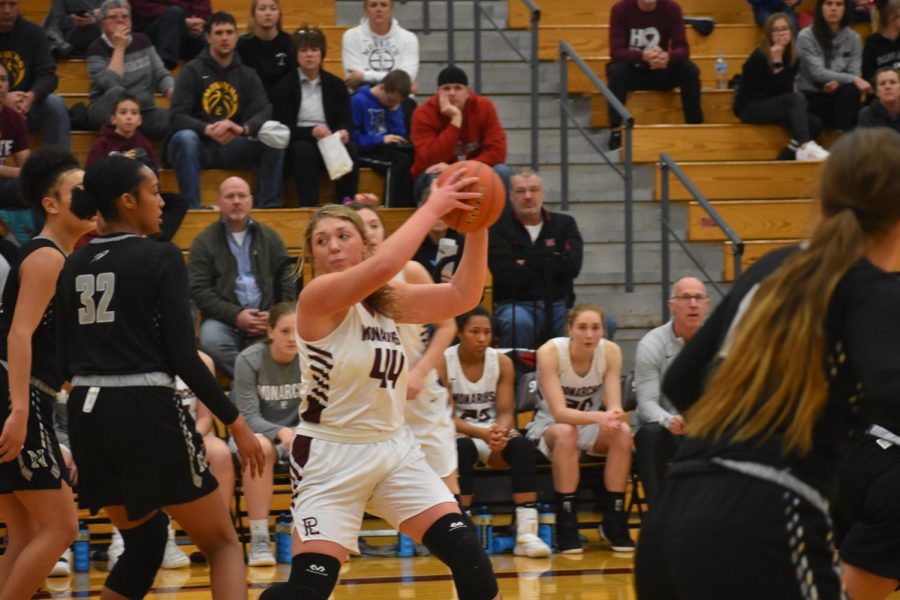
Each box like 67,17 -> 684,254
341,16 -> 420,84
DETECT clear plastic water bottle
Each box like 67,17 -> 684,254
472,506 -> 494,555
275,513 -> 292,564
537,504 -> 555,552
715,52 -> 728,90
397,532 -> 415,557
73,521 -> 90,572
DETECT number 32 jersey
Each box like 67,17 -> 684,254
296,302 -> 408,443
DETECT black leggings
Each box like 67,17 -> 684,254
805,84 -> 862,131
605,60 -> 704,129
457,435 -> 538,497
739,92 -> 823,145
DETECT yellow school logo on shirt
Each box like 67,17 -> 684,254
202,81 -> 239,119
0,52 -> 25,88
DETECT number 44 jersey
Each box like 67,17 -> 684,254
296,302 -> 409,443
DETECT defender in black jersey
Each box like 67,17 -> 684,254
634,130 -> 900,599
56,156 -> 264,600
0,148 -> 97,598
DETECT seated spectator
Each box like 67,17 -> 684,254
131,0 -> 208,70
236,0 -> 292,96
606,0 -> 703,151
410,65 -> 510,202
443,307 -> 551,558
863,0 -> 900,83
231,302 -> 301,567
0,61 -> 29,210
167,12 -> 285,208
735,12 -> 830,161
271,26 -> 358,207
848,0 -> 875,22
342,0 -> 419,94
86,0 -> 174,140
43,0 -> 102,57
633,277 -> 709,508
748,0 -> 800,30
351,69 -> 415,206
187,176 -> 296,378
488,168 -> 582,351
858,66 -> 900,130
798,0 -> 870,131
525,304 -> 634,553
0,0 -> 71,149
412,214 -> 463,280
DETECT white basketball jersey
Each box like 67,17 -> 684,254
445,344 -> 500,426
296,303 -> 408,442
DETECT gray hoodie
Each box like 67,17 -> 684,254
796,25 -> 862,92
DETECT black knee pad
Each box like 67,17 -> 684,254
423,513 -> 499,600
501,436 -> 537,493
274,553 -> 340,599
259,581 -> 332,600
456,437 -> 478,495
106,511 -> 169,598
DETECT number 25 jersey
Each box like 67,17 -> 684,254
296,302 -> 408,443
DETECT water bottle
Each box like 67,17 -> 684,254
491,534 -> 516,554
397,532 -> 415,557
275,513 -> 292,564
472,506 -> 494,555
434,237 -> 458,281
73,521 -> 90,572
715,52 -> 728,90
537,504 -> 555,552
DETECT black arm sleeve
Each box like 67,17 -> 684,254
157,245 -> 239,424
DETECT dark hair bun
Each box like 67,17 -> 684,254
70,186 -> 100,221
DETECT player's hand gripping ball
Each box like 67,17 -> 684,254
436,160 -> 506,233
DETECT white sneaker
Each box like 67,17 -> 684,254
107,528 -> 124,571
247,538 -> 276,567
49,549 -> 71,577
796,141 -> 830,161
162,538 -> 191,569
513,506 -> 551,558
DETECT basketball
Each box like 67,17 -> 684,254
436,161 -> 506,233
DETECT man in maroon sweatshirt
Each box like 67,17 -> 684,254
606,0 -> 703,149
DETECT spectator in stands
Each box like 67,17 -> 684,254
798,0 -> 870,132
858,66 -> 900,129
606,0 -> 703,151
271,26 -> 359,207
168,12 -> 285,208
351,69 -> 415,206
131,0 -> 208,70
0,61 -> 29,209
0,0 -> 71,149
633,277 -> 709,508
231,302 -> 301,567
86,0 -> 174,140
488,168 -> 582,351
43,0 -> 102,58
748,0 -> 800,30
863,0 -> 900,83
412,215 -> 463,280
848,0 -> 875,22
411,65 -> 510,203
735,12 -> 830,161
236,0 -> 292,96
342,0 -> 419,93
444,307 -> 551,558
188,176 -> 295,378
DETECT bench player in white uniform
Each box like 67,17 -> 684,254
260,174 -> 500,600
443,306 -> 550,558
525,304 -> 634,553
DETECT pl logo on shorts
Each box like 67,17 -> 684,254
301,517 -> 321,536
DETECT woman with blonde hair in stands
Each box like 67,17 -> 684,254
735,12 -> 830,161
635,127 -> 900,599
236,0 -> 293,94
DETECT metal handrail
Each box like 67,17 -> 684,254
559,40 -> 634,292
659,151 -> 744,320
471,0 -> 539,169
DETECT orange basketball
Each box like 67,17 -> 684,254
436,161 -> 506,233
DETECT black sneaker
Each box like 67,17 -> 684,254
599,519 -> 635,553
555,510 -> 583,554
608,130 -> 622,152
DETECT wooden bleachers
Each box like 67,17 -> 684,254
687,199 -> 816,241
567,54 -> 744,93
655,161 -> 822,201
590,89 -> 737,127
509,0 -> 755,28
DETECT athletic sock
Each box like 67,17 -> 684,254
250,519 -> 269,540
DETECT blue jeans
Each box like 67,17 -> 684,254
198,319 -> 256,379
167,130 -> 286,208
413,162 -> 512,207
27,94 -> 71,149
494,299 -> 619,349
142,5 -> 205,68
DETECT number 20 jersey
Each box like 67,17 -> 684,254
296,303 -> 408,443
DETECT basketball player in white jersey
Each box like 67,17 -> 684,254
526,304 -> 634,553
260,173 -> 501,600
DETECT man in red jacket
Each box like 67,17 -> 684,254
606,0 -> 703,150
410,65 -> 510,203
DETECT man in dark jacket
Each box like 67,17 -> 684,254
0,0 -> 71,149
167,12 -> 285,208
188,176 -> 296,378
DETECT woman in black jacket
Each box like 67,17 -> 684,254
271,26 -> 359,207
734,12 -> 830,161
